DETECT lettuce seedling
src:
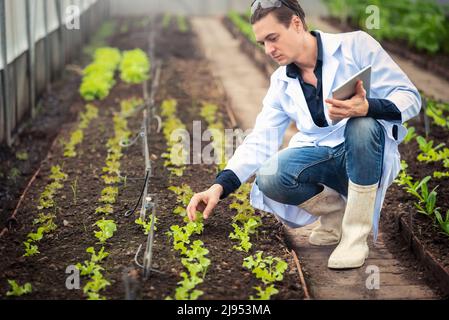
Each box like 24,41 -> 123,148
243,251 -> 288,285
250,284 -> 279,300
6,280 -> 32,297
94,219 -> 117,243
135,216 -> 158,235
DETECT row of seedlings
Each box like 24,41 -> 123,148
7,166 -> 69,296
200,102 -> 288,300
77,46 -> 152,298
160,99 -> 211,300
75,97 -> 143,300
21,114 -> 95,258
396,99 -> 449,236
9,47 -> 120,296
63,104 -> 99,157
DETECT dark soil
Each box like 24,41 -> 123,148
380,113 -> 449,296
0,72 -> 85,231
0,16 -> 304,300
322,16 -> 449,84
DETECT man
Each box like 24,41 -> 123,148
187,0 -> 420,269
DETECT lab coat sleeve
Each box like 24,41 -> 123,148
224,73 -> 291,184
355,31 -> 421,123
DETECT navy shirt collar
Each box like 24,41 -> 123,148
286,31 -> 323,79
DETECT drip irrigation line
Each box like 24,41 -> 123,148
290,249 -> 312,300
124,169 -> 150,217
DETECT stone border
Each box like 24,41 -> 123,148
394,212 -> 449,295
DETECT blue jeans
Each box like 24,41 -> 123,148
256,117 -> 385,206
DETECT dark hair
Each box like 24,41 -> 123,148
250,0 -> 307,31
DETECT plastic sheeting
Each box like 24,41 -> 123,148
109,0 -> 250,16
0,0 -> 98,70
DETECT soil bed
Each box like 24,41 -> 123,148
0,16 -> 304,300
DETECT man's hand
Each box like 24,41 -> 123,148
186,184 -> 223,221
325,80 -> 369,123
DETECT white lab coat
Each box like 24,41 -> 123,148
224,30 -> 421,240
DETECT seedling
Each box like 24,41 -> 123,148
135,216 -> 158,235
71,177 -> 79,206
15,151 -> 29,161
6,280 -> 32,297
94,219 -> 117,244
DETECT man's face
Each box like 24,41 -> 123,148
253,12 -> 303,66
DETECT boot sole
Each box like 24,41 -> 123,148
308,239 -> 340,246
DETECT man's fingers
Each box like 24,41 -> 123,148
187,195 -> 200,221
203,198 -> 217,220
326,98 -> 350,109
328,105 -> 348,118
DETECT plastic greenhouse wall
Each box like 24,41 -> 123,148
0,0 -> 110,146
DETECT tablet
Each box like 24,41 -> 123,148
332,65 -> 371,100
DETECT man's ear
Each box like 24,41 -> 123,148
291,15 -> 302,32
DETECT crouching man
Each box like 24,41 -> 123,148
186,0 -> 420,269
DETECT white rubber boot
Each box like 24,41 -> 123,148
327,181 -> 378,269
298,185 -> 346,246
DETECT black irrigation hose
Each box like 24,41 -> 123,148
124,170 -> 150,217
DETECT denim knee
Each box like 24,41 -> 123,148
344,117 -> 383,150
256,160 -> 293,203
344,117 -> 385,185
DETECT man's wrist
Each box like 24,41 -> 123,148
360,99 -> 369,117
210,184 -> 224,197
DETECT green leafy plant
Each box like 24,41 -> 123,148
435,210 -> 449,236
23,241 -> 40,257
15,151 -> 29,161
6,280 -> 32,297
64,104 -> 99,157
83,273 -> 110,300
119,49 -> 150,84
403,125 -> 417,144
416,136 -> 445,155
160,99 -> 188,177
95,204 -> 114,215
94,219 -> 117,243
243,251 -> 288,285
135,216 -> 158,235
229,218 -> 259,252
177,16 -> 188,33
162,13 -> 172,29
243,251 -> 288,300
80,47 -> 121,101
99,186 -> 119,204
167,183 -> 209,301
24,166 -> 66,256
322,0 -> 449,55
250,284 -> 279,300
75,246 -> 110,300
395,160 -> 413,187
87,246 -> 110,263
71,177 -> 78,205
228,11 -> 257,45
404,175 -> 439,217
433,171 -> 449,179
